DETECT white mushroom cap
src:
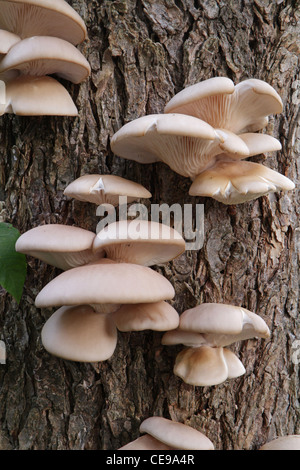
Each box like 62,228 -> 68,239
4,75 -> 78,115
0,29 -> 20,54
162,329 -> 206,347
259,435 -> 300,450
110,114 -> 259,179
41,305 -> 118,362
35,260 -> 175,311
0,0 -> 87,45
93,220 -> 185,266
189,160 -> 295,205
164,77 -> 283,134
0,36 -> 91,84
119,434 -> 174,450
139,416 -> 214,450
173,345 -> 245,386
63,174 -> 151,206
178,303 -> 270,347
111,301 -> 179,332
15,224 -> 99,271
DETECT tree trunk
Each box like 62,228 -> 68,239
0,0 -> 299,451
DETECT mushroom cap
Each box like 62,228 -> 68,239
15,224 -> 98,271
162,329 -> 206,347
119,434 -> 174,450
35,260 -> 175,309
189,160 -> 295,205
259,435 -> 300,450
64,174 -> 151,206
4,75 -> 78,115
164,77 -> 283,134
0,36 -> 91,84
41,305 -> 118,362
139,416 -> 214,450
111,301 -> 179,332
0,29 -> 20,54
0,79 -> 5,113
178,303 -> 270,347
0,0 -> 87,45
173,345 -> 245,386
110,113 -> 258,179
93,220 -> 185,266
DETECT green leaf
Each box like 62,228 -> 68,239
0,222 -> 27,303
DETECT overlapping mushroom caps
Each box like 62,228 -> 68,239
111,77 -> 294,204
162,303 -> 270,386
119,416 -> 214,450
0,0 -> 90,115
30,218 -> 185,361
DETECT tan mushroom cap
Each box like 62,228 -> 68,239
4,75 -> 78,115
0,0 -> 87,45
162,329 -> 205,347
189,160 -> 295,205
259,435 -> 300,450
111,301 -> 179,332
93,220 -> 185,266
15,224 -> 99,271
174,345 -> 245,386
140,416 -> 214,450
41,305 -> 118,362
0,29 -> 20,54
110,113 -> 261,179
0,36 -> 91,84
35,259 -> 175,311
164,77 -> 283,134
178,303 -> 270,347
64,174 -> 151,206
119,434 -> 174,450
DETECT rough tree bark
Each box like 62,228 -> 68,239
0,0 -> 299,451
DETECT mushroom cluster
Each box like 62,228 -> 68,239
162,303 -> 270,386
119,416 -> 214,450
0,0 -> 90,115
16,174 -> 185,362
110,77 -> 295,205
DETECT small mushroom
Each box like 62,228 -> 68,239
162,303 -> 270,386
120,416 -> 214,450
111,301 -> 179,332
63,174 -> 151,207
0,0 -> 88,45
189,160 -> 295,205
93,220 -> 185,266
15,224 -> 100,270
164,77 -> 283,134
0,36 -> 91,84
3,75 -> 78,115
259,435 -> 300,450
35,259 -> 175,314
41,305 -> 118,362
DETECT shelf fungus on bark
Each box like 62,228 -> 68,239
64,174 -> 152,207
0,0 -> 90,115
164,76 -> 283,134
15,224 -> 100,271
93,219 -> 186,266
0,0 -> 88,45
41,305 -> 118,363
161,303 -> 270,387
119,416 -> 214,450
111,77 -> 294,204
